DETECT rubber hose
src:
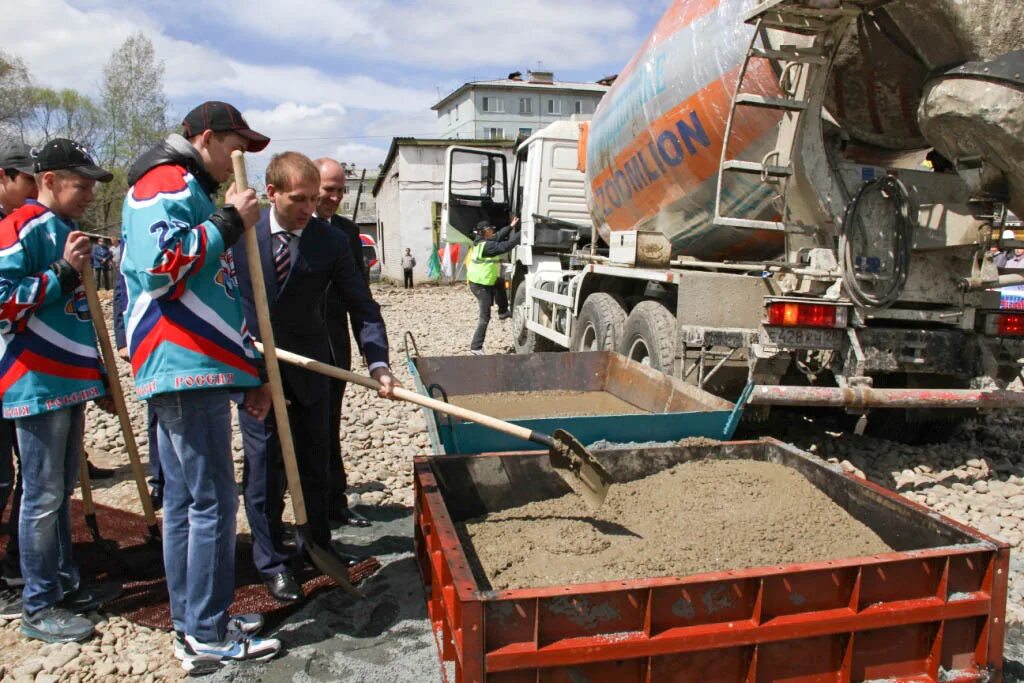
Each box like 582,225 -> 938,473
839,175 -> 913,310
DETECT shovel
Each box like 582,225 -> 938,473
78,450 -> 103,543
82,264 -> 161,543
77,447 -> 131,573
231,151 -> 360,597
256,344 -> 613,509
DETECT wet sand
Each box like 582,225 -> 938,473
448,390 -> 647,420
458,459 -> 893,590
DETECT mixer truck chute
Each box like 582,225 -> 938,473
443,0 -> 1024,440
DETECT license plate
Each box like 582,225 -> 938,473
760,326 -> 844,350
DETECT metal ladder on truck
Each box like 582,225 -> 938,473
712,0 -> 867,235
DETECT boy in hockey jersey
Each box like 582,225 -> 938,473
0,139 -> 120,642
120,101 -> 279,671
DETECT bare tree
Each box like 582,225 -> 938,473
0,50 -> 31,143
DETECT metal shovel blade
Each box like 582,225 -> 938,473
548,429 -> 612,509
298,525 -> 362,598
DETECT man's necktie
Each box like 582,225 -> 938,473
273,232 -> 294,287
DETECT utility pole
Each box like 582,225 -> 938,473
351,168 -> 368,223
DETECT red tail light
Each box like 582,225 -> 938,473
986,312 -> 1024,336
767,302 -> 842,328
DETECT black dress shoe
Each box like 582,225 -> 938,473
263,571 -> 303,603
87,462 -> 115,480
149,485 -> 163,511
305,546 -> 362,569
342,509 -> 372,528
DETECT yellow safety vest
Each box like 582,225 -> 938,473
467,242 -> 501,286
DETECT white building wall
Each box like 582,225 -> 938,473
375,164 -> 402,282
437,86 -> 604,140
389,147 -> 444,284
375,143 -> 515,284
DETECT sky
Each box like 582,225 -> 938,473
1,0 -> 670,178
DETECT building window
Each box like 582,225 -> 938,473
343,202 -> 351,211
519,127 -> 532,137
547,98 -> 561,114
518,97 -> 532,114
360,201 -> 367,210
484,127 -> 505,140
574,100 -> 583,114
482,96 -> 504,113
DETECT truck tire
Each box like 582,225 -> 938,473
570,293 -> 627,352
512,282 -> 557,354
618,301 -> 676,374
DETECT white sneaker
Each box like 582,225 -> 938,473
174,615 -> 262,661
182,629 -> 280,672
469,349 -> 485,355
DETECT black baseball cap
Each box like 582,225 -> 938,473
34,138 -> 113,182
0,140 -> 36,174
182,101 -> 270,153
474,220 -> 493,237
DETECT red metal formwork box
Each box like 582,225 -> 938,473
413,438 -> 1009,683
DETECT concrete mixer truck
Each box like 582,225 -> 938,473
443,0 -> 1024,439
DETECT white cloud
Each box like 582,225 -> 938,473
213,64 -> 433,111
2,0 -> 649,175
209,2 -> 381,47
2,1 -> 434,113
201,0 -> 640,73
364,110 -> 440,140
330,143 -> 391,170
369,0 -> 640,71
239,102 -> 391,181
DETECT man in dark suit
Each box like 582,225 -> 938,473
314,157 -> 372,527
233,152 -> 397,603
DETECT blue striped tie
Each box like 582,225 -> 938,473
274,232 -> 294,287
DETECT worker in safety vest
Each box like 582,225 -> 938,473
467,216 -> 520,354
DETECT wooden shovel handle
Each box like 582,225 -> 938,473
78,449 -> 96,516
255,343 -> 542,446
82,264 -> 157,526
232,151 -> 309,527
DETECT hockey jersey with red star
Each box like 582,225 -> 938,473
0,201 -> 105,417
121,160 -> 260,399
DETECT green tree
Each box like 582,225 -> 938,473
25,87 -> 103,152
90,32 -> 171,233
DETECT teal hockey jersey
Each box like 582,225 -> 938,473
0,201 -> 105,418
120,140 -> 260,399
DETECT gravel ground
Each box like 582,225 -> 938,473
0,283 -> 512,682
2,282 -> 1024,680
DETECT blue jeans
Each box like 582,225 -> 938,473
17,405 -> 84,614
149,389 -> 236,642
